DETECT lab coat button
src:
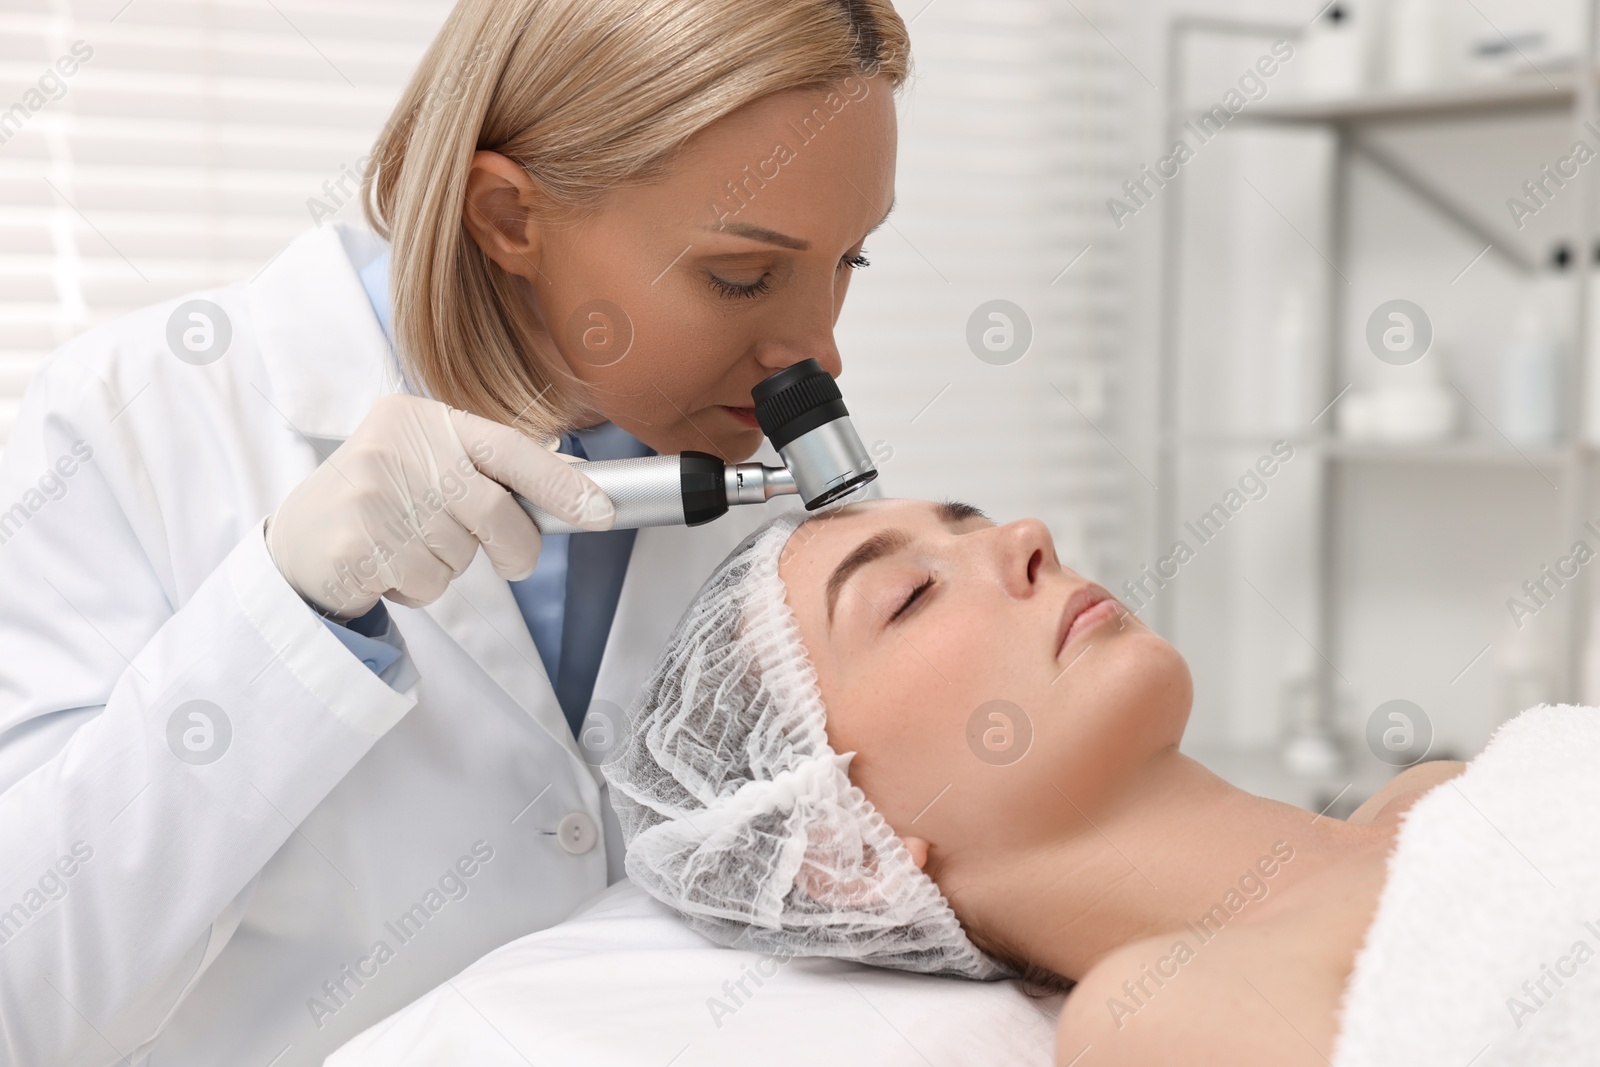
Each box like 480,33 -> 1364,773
556,812 -> 598,854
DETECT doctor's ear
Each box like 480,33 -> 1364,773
462,151 -> 549,280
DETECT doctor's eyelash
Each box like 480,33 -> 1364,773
708,273 -> 771,300
706,250 -> 870,301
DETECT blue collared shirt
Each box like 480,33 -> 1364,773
322,246 -> 651,737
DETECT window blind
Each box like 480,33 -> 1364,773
0,0 -> 457,452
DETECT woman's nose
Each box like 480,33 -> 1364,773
755,293 -> 844,379
996,518 -> 1058,599
755,338 -> 842,380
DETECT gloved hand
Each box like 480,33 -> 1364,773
266,394 -> 615,618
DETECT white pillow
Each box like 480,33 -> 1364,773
327,880 -> 1064,1066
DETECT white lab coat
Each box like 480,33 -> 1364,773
0,222 -> 797,1067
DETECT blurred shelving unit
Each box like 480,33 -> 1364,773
1155,6 -> 1600,802
1242,75 -> 1577,127
1176,433 -> 1573,468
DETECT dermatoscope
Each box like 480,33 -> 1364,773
514,358 -> 878,534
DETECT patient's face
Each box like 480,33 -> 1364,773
777,498 -> 1191,869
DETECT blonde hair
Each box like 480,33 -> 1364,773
362,0 -> 910,439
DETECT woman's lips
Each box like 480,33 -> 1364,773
1056,584 -> 1119,658
721,405 -> 760,429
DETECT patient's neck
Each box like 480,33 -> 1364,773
949,747 -> 1391,981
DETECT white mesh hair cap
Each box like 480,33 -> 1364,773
602,507 -> 1011,980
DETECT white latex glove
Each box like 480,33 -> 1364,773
266,394 -> 615,618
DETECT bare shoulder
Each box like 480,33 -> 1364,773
1348,758 -> 1468,825
1053,929 -> 1337,1067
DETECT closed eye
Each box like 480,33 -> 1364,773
708,272 -> 772,300
891,576 -> 933,622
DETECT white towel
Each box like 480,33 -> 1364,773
1333,704 -> 1600,1067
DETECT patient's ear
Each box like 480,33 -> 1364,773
792,844 -> 880,907
791,834 -> 933,911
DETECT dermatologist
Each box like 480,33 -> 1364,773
0,1 -> 906,1063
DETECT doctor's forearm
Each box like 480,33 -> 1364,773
0,524 -> 416,1065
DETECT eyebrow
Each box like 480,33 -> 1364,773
824,499 -> 989,628
701,195 -> 897,254
706,221 -> 810,250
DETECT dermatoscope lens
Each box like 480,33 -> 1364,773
751,359 -> 878,510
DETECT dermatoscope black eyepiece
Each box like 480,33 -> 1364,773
751,358 -> 878,510
512,358 -> 878,532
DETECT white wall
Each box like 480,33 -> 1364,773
838,0 -> 1135,581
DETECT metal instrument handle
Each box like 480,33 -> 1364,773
513,454 -> 687,535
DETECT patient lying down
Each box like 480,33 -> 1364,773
602,499 -> 1471,1066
